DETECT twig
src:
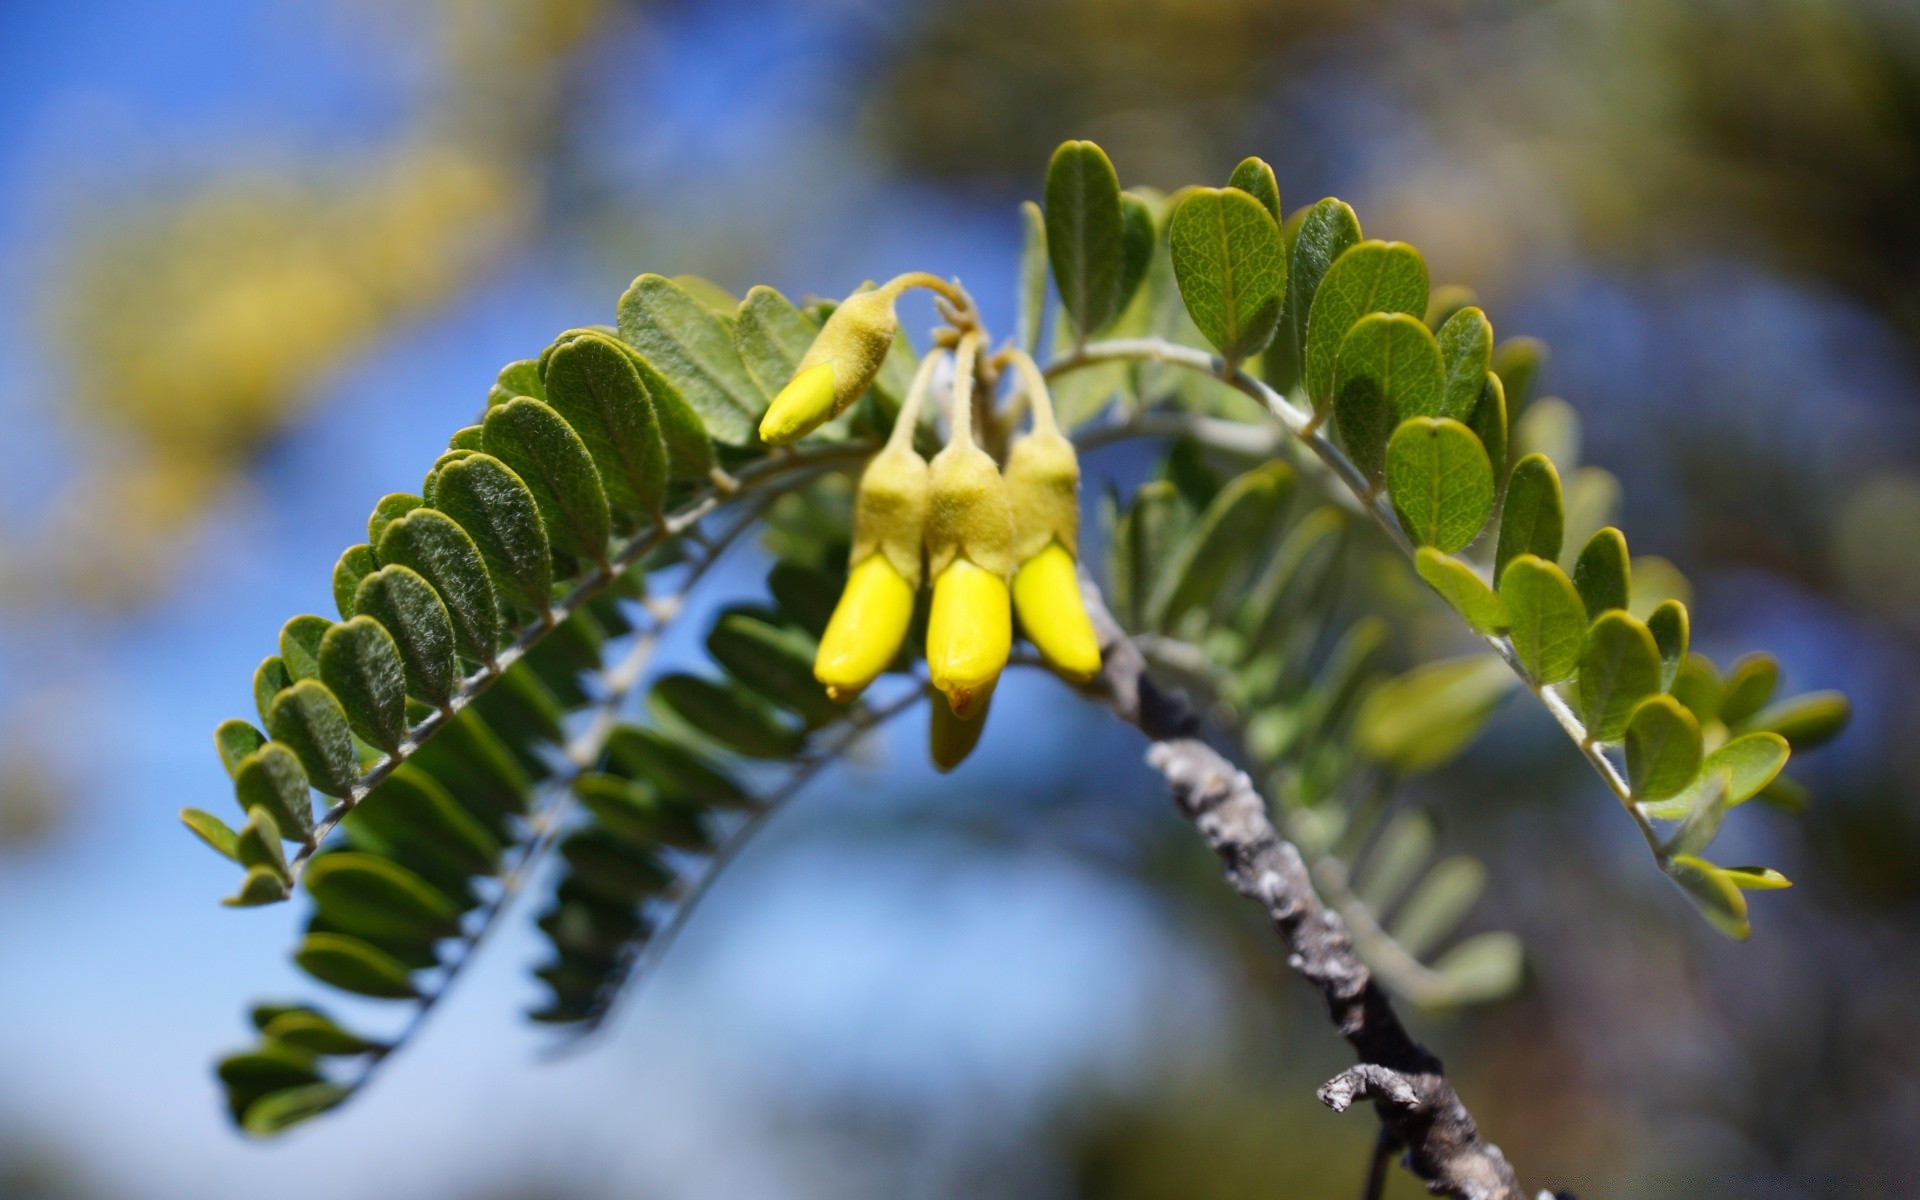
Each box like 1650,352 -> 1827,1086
1080,578 -> 1542,1200
1048,339 -> 1662,861
1364,1125 -> 1398,1200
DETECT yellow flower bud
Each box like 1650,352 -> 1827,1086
814,554 -> 917,703
811,351 -> 943,703
1002,349 -> 1101,683
926,558 -> 1009,719
1012,542 -> 1101,683
759,363 -> 836,446
929,688 -> 991,773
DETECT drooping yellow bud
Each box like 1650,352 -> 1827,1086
815,554 -> 917,702
929,687 -> 991,773
1012,542 -> 1101,682
811,351 -> 944,703
759,273 -> 963,446
926,558 -> 1009,719
1002,349 -> 1101,683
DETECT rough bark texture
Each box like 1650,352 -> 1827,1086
1083,580 -> 1541,1200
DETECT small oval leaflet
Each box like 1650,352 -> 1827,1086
1386,417 -> 1494,554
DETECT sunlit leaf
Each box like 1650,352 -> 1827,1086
616,273 -> 763,446
1499,554 -> 1585,684
1415,548 -> 1507,635
1385,417 -> 1494,553
294,932 -> 419,1000
482,397 -> 611,562
1304,240 -> 1428,411
353,565 -> 459,710
1578,610 -> 1662,742
1169,186 -> 1287,362
1573,527 -> 1630,619
1044,140 -> 1128,338
1624,694 -> 1702,801
266,680 -> 360,799
1434,306 -> 1493,423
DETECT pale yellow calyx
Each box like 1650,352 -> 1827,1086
925,332 -> 1015,581
926,557 -> 1010,719
850,442 -> 930,587
814,554 -> 916,703
1002,347 -> 1082,560
1013,541 -> 1102,683
929,688 -> 992,773
759,362 -> 837,445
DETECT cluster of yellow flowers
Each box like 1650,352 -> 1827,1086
758,276 -> 1103,769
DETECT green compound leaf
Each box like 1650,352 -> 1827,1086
650,673 -> 805,760
1718,653 -> 1781,727
181,807 -> 241,862
233,743 -> 314,846
1435,306 -> 1493,423
1624,694 -> 1703,801
294,932 -> 420,1000
1646,599 -> 1690,691
354,565 -> 460,710
1168,186 -> 1287,363
377,509 -> 502,664
1227,156 -> 1281,222
615,273 -> 762,446
1578,610 -> 1663,742
266,680 -> 360,799
541,332 -> 669,519
1334,313 -> 1444,481
1270,198 -> 1361,397
278,615 -> 331,683
317,616 -> 409,754
1044,139 -> 1128,339
1492,336 -> 1547,412
1667,854 -> 1750,941
733,285 -> 820,399
1357,654 -> 1516,774
482,397 -> 611,562
332,545 -> 377,620
306,852 -> 462,944
1151,462 -> 1295,630
706,611 -> 837,729
1017,200 -> 1048,353
1304,240 -> 1429,411
215,719 -> 267,777
1573,527 -> 1631,620
1494,453 -> 1563,581
1386,417 -> 1494,553
1744,690 -> 1850,751
432,453 -> 553,615
1499,554 -> 1585,684
1415,548 -> 1508,634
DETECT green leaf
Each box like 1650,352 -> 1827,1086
732,285 -> 820,399
1499,554 -> 1585,683
1494,453 -> 1563,581
1270,198 -> 1361,397
1703,732 -> 1791,807
1744,690 -> 1849,750
573,773 -> 711,850
1304,240 -> 1428,410
332,545 -> 377,620
235,808 -> 289,880
278,615 -> 331,683
1385,417 -> 1494,553
707,611 -> 837,728
449,424 -> 486,452
306,852 -> 462,943
650,674 -> 804,760
1646,599 -> 1690,691
1357,655 -> 1516,773
1623,695 -> 1702,801
377,509 -> 502,664
354,565 -> 460,710
1356,812 -> 1433,913
1720,865 -> 1792,891
258,1010 -> 382,1057
1573,527 -> 1631,619
487,357 -> 546,407
1427,931 -> 1525,1006
1667,854 -> 1749,940
767,561 -> 841,639
367,493 -> 424,551
1670,653 -> 1724,725
1227,157 -> 1280,222
346,764 -> 501,877
266,681 -> 360,798
232,743 -> 314,845
317,616 -> 409,754
1151,463 -> 1294,630
1469,371 -> 1508,484
1415,548 -> 1507,634
615,273 -> 761,446
223,864 -> 292,907
1116,191 -> 1157,315
1044,139 -> 1128,338
1578,610 -> 1663,742
254,656 -> 293,725
1491,336 -> 1547,412
217,1045 -> 321,1124
541,332 -> 669,519
215,719 -> 267,778
240,1082 -> 350,1136
294,932 -> 419,999
1334,313 -> 1443,480
1718,653 -> 1780,727
604,724 -> 750,809
560,828 -> 677,906
1233,505 -> 1345,651
1168,187 -> 1286,363
181,807 -> 240,861
1434,306 -> 1493,422
431,453 -> 554,615
482,397 -> 611,562
1017,200 -> 1048,353
1388,856 -> 1484,959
